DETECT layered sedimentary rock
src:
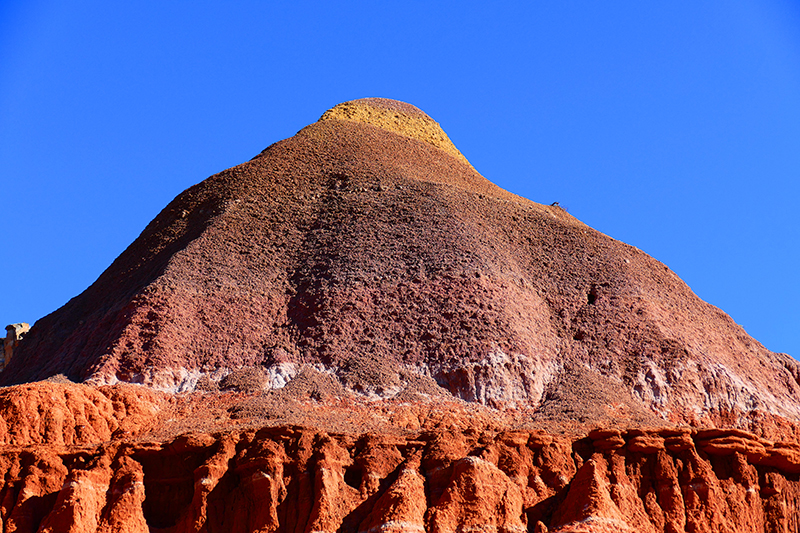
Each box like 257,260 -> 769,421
2,384 -> 800,533
1,99 -> 798,531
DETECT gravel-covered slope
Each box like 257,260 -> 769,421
4,98 -> 799,430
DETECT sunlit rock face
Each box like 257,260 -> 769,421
1,99 -> 799,531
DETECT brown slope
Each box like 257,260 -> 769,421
4,98 -> 799,430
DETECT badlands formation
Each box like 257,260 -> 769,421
1,99 -> 799,532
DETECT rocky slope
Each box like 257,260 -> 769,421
4,98 -> 799,431
2,98 -> 799,531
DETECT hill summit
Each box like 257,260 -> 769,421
4,98 -> 799,431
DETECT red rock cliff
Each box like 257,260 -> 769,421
3,407 -> 800,531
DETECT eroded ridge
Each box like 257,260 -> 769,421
4,426 -> 800,532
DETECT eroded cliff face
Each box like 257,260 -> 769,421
0,380 -> 795,532
3,422 -> 800,532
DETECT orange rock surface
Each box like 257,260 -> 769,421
1,99 -> 799,531
0,384 -> 799,532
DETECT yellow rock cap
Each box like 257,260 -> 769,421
319,98 -> 470,165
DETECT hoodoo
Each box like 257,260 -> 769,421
1,99 -> 799,531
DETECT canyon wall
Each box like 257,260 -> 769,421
3,423 -> 800,532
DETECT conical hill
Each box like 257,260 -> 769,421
5,98 -> 799,430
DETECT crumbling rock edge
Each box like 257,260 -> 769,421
3,422 -> 800,532
0,382 -> 800,531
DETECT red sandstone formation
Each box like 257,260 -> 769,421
2,323 -> 28,371
1,98 -> 798,531
1,384 -> 800,533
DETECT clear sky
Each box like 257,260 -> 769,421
1,1 -> 798,358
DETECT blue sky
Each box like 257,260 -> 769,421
1,1 -> 798,358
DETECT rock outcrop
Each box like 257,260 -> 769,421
2,323 -> 28,370
0,99 -> 797,531
1,402 -> 800,532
